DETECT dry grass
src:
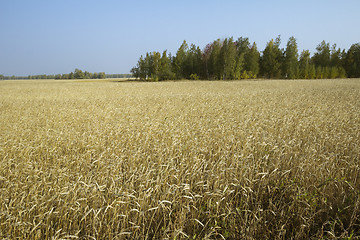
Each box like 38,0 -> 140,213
0,79 -> 359,239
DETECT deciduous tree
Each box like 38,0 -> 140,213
284,36 -> 299,79
299,50 -> 311,79
244,42 -> 260,78
219,37 -> 237,80
174,40 -> 189,79
261,36 -> 283,78
345,43 -> 360,77
208,39 -> 222,79
312,40 -> 331,67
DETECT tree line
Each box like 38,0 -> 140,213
0,69 -> 106,80
47,69 -> 106,80
131,36 -> 360,81
0,70 -> 132,80
106,73 -> 132,78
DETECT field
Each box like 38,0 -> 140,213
1,79 -> 360,239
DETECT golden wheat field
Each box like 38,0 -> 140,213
0,79 -> 360,239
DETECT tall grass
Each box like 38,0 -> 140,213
0,79 -> 359,239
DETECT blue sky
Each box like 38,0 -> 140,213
0,0 -> 359,76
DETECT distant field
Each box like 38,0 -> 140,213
1,79 -> 359,239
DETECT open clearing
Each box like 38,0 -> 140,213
1,79 -> 360,239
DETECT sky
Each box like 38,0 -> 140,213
0,0 -> 359,76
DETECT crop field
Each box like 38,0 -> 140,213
0,79 -> 360,239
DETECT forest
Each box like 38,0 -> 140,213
131,36 -> 360,81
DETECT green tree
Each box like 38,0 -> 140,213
236,37 -> 250,55
261,36 -> 283,78
316,66 -> 324,79
138,55 -> 148,80
98,72 -> 106,79
244,42 -> 260,78
329,67 -> 339,79
309,64 -> 316,79
299,50 -> 311,79
234,37 -> 249,79
283,36 -> 299,79
74,68 -> 85,79
159,50 -> 175,80
219,37 -> 237,80
174,40 -> 189,79
233,53 -> 244,80
133,51 -> 175,81
312,40 -> 331,67
330,44 -> 342,67
84,71 -> 92,79
324,67 -> 331,79
187,44 -> 203,79
130,66 -> 140,79
149,51 -> 161,81
134,55 -> 148,80
337,66 -> 347,78
344,43 -> 360,78
208,39 -> 222,79
203,43 -> 213,79
144,53 -> 151,79
69,72 -> 74,79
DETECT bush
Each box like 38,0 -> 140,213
190,73 -> 200,80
